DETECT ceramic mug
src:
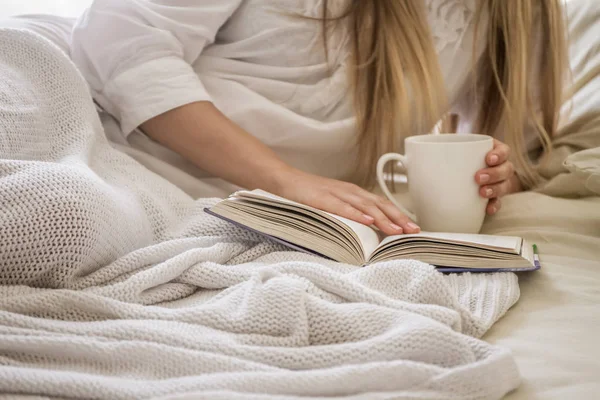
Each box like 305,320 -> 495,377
376,134 -> 494,233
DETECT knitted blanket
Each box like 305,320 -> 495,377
0,29 -> 521,399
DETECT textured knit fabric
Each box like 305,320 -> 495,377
0,29 -> 520,399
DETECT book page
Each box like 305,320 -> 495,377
520,240 -> 535,265
235,190 -> 381,260
377,231 -> 522,253
211,204 -> 360,264
225,199 -> 358,256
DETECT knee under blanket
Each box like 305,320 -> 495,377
0,29 -> 520,399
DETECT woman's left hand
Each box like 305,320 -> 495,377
475,139 -> 523,215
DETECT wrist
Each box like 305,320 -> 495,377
258,163 -> 301,195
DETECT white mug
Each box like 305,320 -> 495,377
376,134 -> 494,233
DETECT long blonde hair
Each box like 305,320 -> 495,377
321,0 -> 567,189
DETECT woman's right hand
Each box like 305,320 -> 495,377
270,168 -> 420,236
140,102 -> 417,236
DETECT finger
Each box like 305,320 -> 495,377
339,185 -> 419,234
316,195 -> 375,226
344,186 -> 420,233
480,180 -> 513,199
371,195 -> 421,234
487,197 -> 501,215
476,161 -> 515,185
337,193 -> 404,235
487,139 -> 511,166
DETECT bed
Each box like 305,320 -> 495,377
375,0 -> 600,395
485,193 -> 600,399
376,186 -> 600,400
490,3 -> 600,396
0,1 -> 599,399
374,178 -> 600,400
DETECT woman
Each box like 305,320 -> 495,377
19,0 -> 569,235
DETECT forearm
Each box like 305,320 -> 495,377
138,101 -> 421,235
140,101 -> 293,191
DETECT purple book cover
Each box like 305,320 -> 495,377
204,208 -> 541,274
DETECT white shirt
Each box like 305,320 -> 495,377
70,0 -> 483,184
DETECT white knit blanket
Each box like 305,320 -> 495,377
0,29 -> 521,399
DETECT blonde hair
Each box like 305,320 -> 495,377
321,0 -> 567,189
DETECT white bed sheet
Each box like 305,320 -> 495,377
482,193 -> 600,400
373,185 -> 600,399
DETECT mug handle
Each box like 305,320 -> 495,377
376,153 -> 417,221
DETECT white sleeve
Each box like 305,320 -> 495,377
71,0 -> 243,135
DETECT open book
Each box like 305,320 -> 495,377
205,190 -> 541,273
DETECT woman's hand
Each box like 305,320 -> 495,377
141,102 -> 417,235
271,168 -> 420,236
475,139 -> 524,215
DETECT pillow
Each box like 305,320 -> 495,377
564,146 -> 600,195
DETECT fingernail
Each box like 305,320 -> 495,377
485,188 -> 493,197
390,223 -> 403,232
479,174 -> 490,184
490,155 -> 499,165
363,214 -> 375,222
490,206 -> 497,214
407,222 -> 420,231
